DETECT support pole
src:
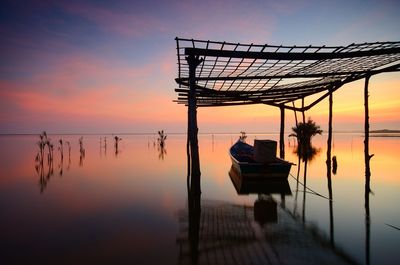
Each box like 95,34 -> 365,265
326,89 -> 334,246
326,89 -> 333,168
279,105 -> 285,159
364,74 -> 372,193
364,74 -> 372,265
187,55 -> 203,196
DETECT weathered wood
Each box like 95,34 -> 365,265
187,55 -> 203,195
326,89 -> 335,246
364,74 -> 371,194
279,106 -> 285,159
175,81 -> 334,96
184,47 -> 400,61
176,39 -> 400,114
176,64 -> 400,83
326,90 -> 333,169
364,75 -> 372,265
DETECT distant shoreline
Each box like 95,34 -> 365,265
370,129 -> 400,134
1,129 -> 399,136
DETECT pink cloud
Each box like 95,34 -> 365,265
0,48 -> 183,133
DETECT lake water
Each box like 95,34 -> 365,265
0,133 -> 399,264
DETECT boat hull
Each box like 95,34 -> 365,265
230,140 -> 292,178
229,166 -> 292,195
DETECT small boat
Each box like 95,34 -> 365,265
229,140 -> 293,178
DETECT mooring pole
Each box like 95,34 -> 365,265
279,105 -> 285,159
187,55 -> 203,196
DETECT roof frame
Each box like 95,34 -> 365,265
174,38 -> 400,110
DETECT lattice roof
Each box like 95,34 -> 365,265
174,38 -> 400,110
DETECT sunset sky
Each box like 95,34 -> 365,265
1,0 -> 399,134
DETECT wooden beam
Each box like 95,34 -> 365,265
184,47 -> 400,61
176,71 -> 367,81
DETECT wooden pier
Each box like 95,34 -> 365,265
177,200 -> 358,265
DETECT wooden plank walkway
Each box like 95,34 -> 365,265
177,200 -> 358,265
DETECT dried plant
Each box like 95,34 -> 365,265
157,130 -> 167,148
79,137 -> 85,166
114,136 -> 122,156
34,131 -> 54,193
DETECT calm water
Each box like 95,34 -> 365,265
0,133 -> 399,264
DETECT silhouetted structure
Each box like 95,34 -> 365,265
174,37 -> 400,205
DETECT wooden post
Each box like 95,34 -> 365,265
326,89 -> 333,168
364,74 -> 372,194
279,105 -> 285,159
187,55 -> 203,195
364,74 -> 371,265
326,88 -> 334,246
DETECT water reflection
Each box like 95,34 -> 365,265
1,133 -> 398,264
293,143 -> 321,163
254,195 -> 278,225
229,166 -> 291,226
99,137 -> 107,157
158,144 -> 167,160
291,141 -> 322,224
35,135 -> 86,192
66,141 -> 71,170
364,135 -> 372,265
225,163 -> 358,264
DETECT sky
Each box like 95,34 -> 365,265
0,0 -> 399,134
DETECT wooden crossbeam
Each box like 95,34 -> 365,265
184,47 -> 400,61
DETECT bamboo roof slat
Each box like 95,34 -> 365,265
174,38 -> 400,110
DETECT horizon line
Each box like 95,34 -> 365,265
1,129 -> 398,137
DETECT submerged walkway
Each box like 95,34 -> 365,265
177,200 -> 358,265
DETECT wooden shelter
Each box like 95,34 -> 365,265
174,37 -> 400,190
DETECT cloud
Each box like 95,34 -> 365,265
0,48 -> 183,133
